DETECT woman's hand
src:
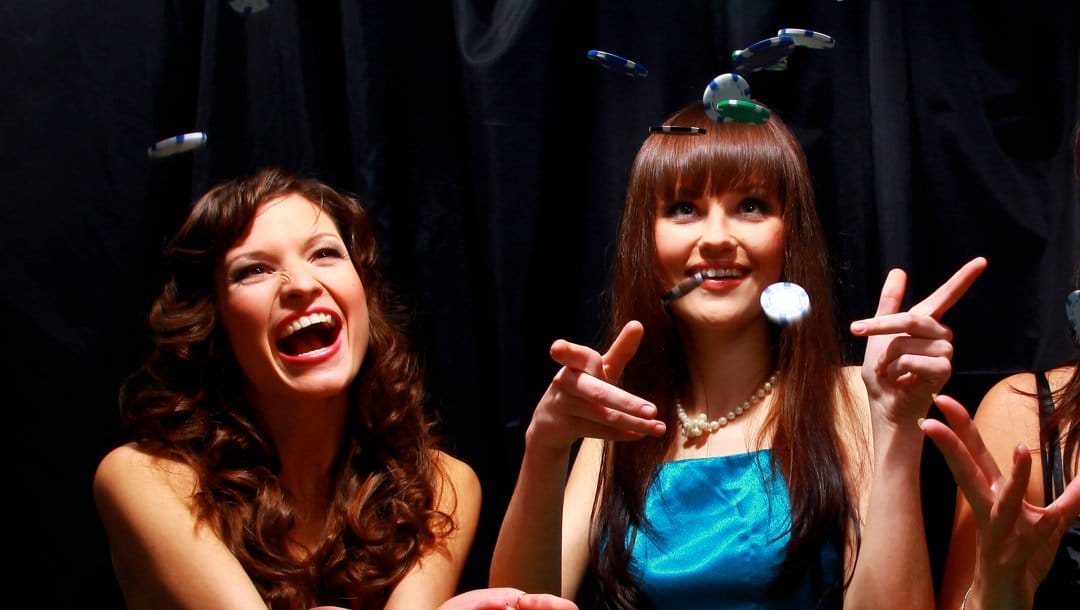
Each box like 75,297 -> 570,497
434,588 -> 578,610
526,320 -> 666,455
923,394 -> 1080,608
850,257 -> 987,425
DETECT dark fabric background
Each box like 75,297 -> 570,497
2,1 -> 1077,607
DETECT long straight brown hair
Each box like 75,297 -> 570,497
591,102 -> 860,608
1044,127 -> 1080,478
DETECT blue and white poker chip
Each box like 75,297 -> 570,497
777,28 -> 836,50
761,282 -> 810,325
227,0 -> 275,14
732,36 -> 796,73
702,72 -> 751,122
1066,290 -> 1080,336
586,49 -> 648,78
147,132 -> 208,159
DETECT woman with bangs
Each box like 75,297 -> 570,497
93,167 -> 577,610
489,101 -> 986,609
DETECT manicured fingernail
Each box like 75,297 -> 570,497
917,417 -> 926,429
850,321 -> 867,334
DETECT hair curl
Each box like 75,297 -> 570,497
120,167 -> 452,609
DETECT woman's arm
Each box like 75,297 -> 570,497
489,322 -> 665,597
385,451 -> 481,610
93,445 -> 268,610
844,257 -> 987,609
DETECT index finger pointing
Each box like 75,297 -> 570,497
910,256 -> 987,320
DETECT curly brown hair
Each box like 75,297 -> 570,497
592,102 -> 857,609
119,167 -> 452,609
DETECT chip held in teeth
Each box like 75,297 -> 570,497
760,282 -> 811,325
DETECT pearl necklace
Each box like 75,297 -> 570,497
676,372 -> 779,438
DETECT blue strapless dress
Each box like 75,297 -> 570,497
626,450 -> 842,609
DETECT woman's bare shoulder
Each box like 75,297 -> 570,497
93,444 -> 198,508
429,450 -> 481,512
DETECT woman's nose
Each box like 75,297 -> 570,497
698,210 -> 736,252
279,267 -> 322,299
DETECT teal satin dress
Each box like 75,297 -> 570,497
626,450 -> 842,609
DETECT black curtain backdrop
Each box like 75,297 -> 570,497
3,1 -> 1077,607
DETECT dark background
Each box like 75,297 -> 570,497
3,1 -> 1078,607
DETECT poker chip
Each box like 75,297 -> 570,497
731,36 -> 796,73
702,73 -> 751,122
227,0 -> 275,14
586,49 -> 648,78
712,99 -> 771,125
761,282 -> 810,325
777,28 -> 836,49
1066,290 -> 1080,336
147,132 -> 208,159
649,125 -> 706,135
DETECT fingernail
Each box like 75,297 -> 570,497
917,417 -> 926,429
641,403 -> 657,417
850,321 -> 867,334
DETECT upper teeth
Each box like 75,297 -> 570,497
280,312 -> 334,338
700,268 -> 741,279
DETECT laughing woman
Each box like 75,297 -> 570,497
93,168 -> 576,610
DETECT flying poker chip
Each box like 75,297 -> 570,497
713,99 -> 771,125
777,28 -> 836,49
649,125 -> 706,135
761,282 -> 811,325
586,49 -> 648,78
731,35 -> 796,73
702,73 -> 751,122
227,0 -> 275,14
147,132 -> 208,159
1066,290 -> 1080,336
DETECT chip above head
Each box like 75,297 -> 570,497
777,28 -> 836,49
226,0 -> 275,14
586,49 -> 648,78
702,73 -> 751,122
712,99 -> 771,125
731,35 -> 796,73
761,282 -> 811,325
147,132 -> 208,159
649,125 -> 706,135
1066,289 -> 1080,337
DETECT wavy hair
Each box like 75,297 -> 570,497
591,103 -> 859,608
119,167 -> 452,609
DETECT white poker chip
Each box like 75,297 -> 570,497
227,0 -> 275,14
777,28 -> 836,50
1066,289 -> 1080,336
147,132 -> 208,159
761,282 -> 810,325
702,73 -> 751,122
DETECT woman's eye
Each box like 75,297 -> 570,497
662,200 -> 698,218
739,197 -> 773,215
313,246 -> 346,260
229,264 -> 267,283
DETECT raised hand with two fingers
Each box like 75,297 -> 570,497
526,320 -> 667,455
850,257 -> 988,425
